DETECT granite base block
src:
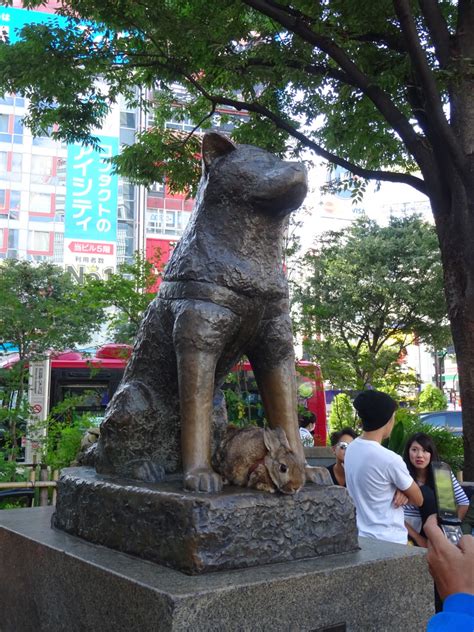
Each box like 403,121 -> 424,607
0,507 -> 434,632
52,467 -> 358,574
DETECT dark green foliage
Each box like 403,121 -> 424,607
0,259 -> 104,456
222,369 -> 265,427
292,215 -> 449,390
0,259 -> 104,359
82,249 -> 163,343
0,0 -> 451,192
328,393 -> 358,436
418,384 -> 448,412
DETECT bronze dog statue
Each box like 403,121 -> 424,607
94,132 -> 330,492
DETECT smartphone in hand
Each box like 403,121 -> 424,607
431,461 -> 464,545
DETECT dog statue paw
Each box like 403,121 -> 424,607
184,467 -> 223,493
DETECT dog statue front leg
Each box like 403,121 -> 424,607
177,348 -> 223,493
254,361 -> 332,487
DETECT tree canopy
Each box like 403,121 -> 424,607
0,259 -> 104,455
1,0 -> 473,475
83,249 -> 162,343
0,0 -> 462,194
0,259 -> 104,360
293,214 -> 449,390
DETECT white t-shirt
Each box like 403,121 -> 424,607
345,437 -> 414,544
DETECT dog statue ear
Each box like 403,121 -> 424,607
202,132 -> 236,171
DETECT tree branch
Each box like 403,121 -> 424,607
184,72 -> 427,193
393,0 -> 467,176
242,0 -> 433,176
241,58 -> 359,87
418,0 -> 452,68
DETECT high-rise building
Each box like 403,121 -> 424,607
0,4 -> 243,279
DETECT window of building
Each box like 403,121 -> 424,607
32,126 -> 63,148
118,180 -> 135,220
30,155 -> 55,185
10,189 -> 20,210
56,157 -> 67,186
117,221 -> 134,264
165,113 -> 197,133
0,189 -> 21,219
145,209 -> 190,236
120,112 -> 136,128
0,114 -> 23,144
29,192 -> 52,215
28,230 -> 51,253
54,194 -> 65,221
120,109 -> 137,146
53,232 -> 64,264
0,114 -> 9,143
7,227 -> 19,258
0,151 -> 23,182
0,94 -> 25,107
147,180 -> 165,198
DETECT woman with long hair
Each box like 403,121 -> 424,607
403,432 -> 469,547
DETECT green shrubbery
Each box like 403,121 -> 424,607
328,393 -> 358,435
418,384 -> 448,412
327,391 -> 463,474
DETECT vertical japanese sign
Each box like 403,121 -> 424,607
64,136 -> 118,280
25,356 -> 51,463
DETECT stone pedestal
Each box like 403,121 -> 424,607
0,507 -> 434,632
52,467 -> 358,574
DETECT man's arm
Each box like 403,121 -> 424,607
401,481 -> 423,507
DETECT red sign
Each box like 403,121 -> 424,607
32,403 -> 42,414
68,241 -> 114,255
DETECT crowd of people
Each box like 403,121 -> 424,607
299,389 -> 474,630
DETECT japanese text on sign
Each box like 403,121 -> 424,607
65,136 -> 119,241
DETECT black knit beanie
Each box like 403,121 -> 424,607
353,390 -> 398,431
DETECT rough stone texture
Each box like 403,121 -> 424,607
52,467 -> 358,574
0,507 -> 434,632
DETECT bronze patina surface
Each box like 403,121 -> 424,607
53,467 -> 358,575
94,133 -> 328,492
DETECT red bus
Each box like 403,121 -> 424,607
1,345 -> 327,446
230,359 -> 327,446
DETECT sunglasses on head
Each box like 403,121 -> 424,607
337,441 -> 349,449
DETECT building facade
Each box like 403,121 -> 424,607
0,4 -> 239,279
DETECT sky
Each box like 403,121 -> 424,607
297,161 -> 432,252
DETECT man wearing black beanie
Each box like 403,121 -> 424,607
345,390 -> 424,544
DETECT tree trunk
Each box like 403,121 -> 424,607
431,183 -> 474,480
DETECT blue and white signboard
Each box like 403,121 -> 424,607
65,137 -> 119,242
0,7 -> 67,44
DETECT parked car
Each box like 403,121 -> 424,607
419,410 -> 463,436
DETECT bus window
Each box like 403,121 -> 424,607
224,359 -> 327,445
59,383 -> 110,410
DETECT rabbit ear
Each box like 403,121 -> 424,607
263,427 -> 290,455
273,426 -> 291,449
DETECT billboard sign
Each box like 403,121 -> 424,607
65,136 -> 119,242
0,7 -> 67,44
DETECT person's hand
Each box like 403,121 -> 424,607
393,489 -> 409,507
424,514 -> 474,600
